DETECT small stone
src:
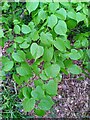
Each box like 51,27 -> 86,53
58,95 -> 62,99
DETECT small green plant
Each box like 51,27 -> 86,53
1,2 -> 90,117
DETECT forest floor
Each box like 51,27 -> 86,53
1,42 -> 90,119
2,72 -> 90,119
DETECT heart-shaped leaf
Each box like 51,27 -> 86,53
69,49 -> 81,60
38,96 -> 54,111
14,25 -> 20,34
45,64 -> 60,78
12,50 -> 26,62
31,86 -> 45,100
45,80 -> 58,96
22,25 -> 31,34
49,2 -> 59,13
43,47 -> 54,62
34,109 -> 46,116
16,62 -> 32,76
54,20 -> 67,35
23,98 -> 35,112
26,2 -> 39,14
54,38 -> 66,52
3,60 -> 14,72
30,43 -> 44,60
48,14 -> 57,29
15,36 -> 24,43
55,8 -> 66,20
22,86 -> 32,98
19,42 -> 30,49
68,64 -> 82,74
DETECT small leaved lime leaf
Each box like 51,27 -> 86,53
26,2 -> 39,14
22,86 -> 32,98
45,80 -> 58,96
14,25 -> 20,34
48,2 -> 59,13
76,12 -> 85,23
13,74 -> 23,85
43,47 -> 54,62
54,20 -> 67,35
0,28 -> 4,38
45,64 -> 60,78
55,8 -> 66,20
54,38 -> 66,52
15,36 -> 24,43
22,25 -> 31,34
48,14 -> 57,29
31,86 -> 45,100
23,98 -> 35,112
68,64 -> 82,74
38,96 -> 54,111
16,62 -> 32,76
3,60 -> 14,72
12,50 -> 26,62
69,49 -> 81,60
19,42 -> 30,49
30,43 -> 44,60
34,109 -> 46,116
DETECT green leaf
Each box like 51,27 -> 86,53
3,60 -> 14,72
86,49 -> 90,59
55,8 -> 66,20
19,41 -> 30,49
48,2 -> 59,13
34,109 -> 46,116
13,19 -> 20,25
76,4 -> 83,11
30,29 -> 39,41
13,74 -> 23,85
26,2 -> 39,14
16,62 -> 32,76
81,38 -> 89,47
15,36 -> 24,43
64,59 -> 73,68
31,86 -> 45,100
34,79 -> 43,87
29,22 -> 35,30
76,12 -> 85,23
48,14 -> 57,29
32,64 -> 40,75
40,71 -> 48,81
45,64 -> 60,78
67,11 -> 76,20
0,28 -> 4,38
14,25 -> 20,34
43,47 -> 54,62
54,20 -> 67,35
22,24 -> 31,34
30,43 -> 44,60
23,98 -> 35,112
54,38 -> 66,52
67,19 -> 77,29
22,86 -> 32,98
40,32 -> 53,46
69,49 -> 81,60
18,89 -> 24,99
38,96 -> 54,111
45,80 -> 58,96
20,76 -> 30,83
12,50 -> 26,62
65,40 -> 71,49
68,64 -> 82,74
83,6 -> 88,15
38,9 -> 47,21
